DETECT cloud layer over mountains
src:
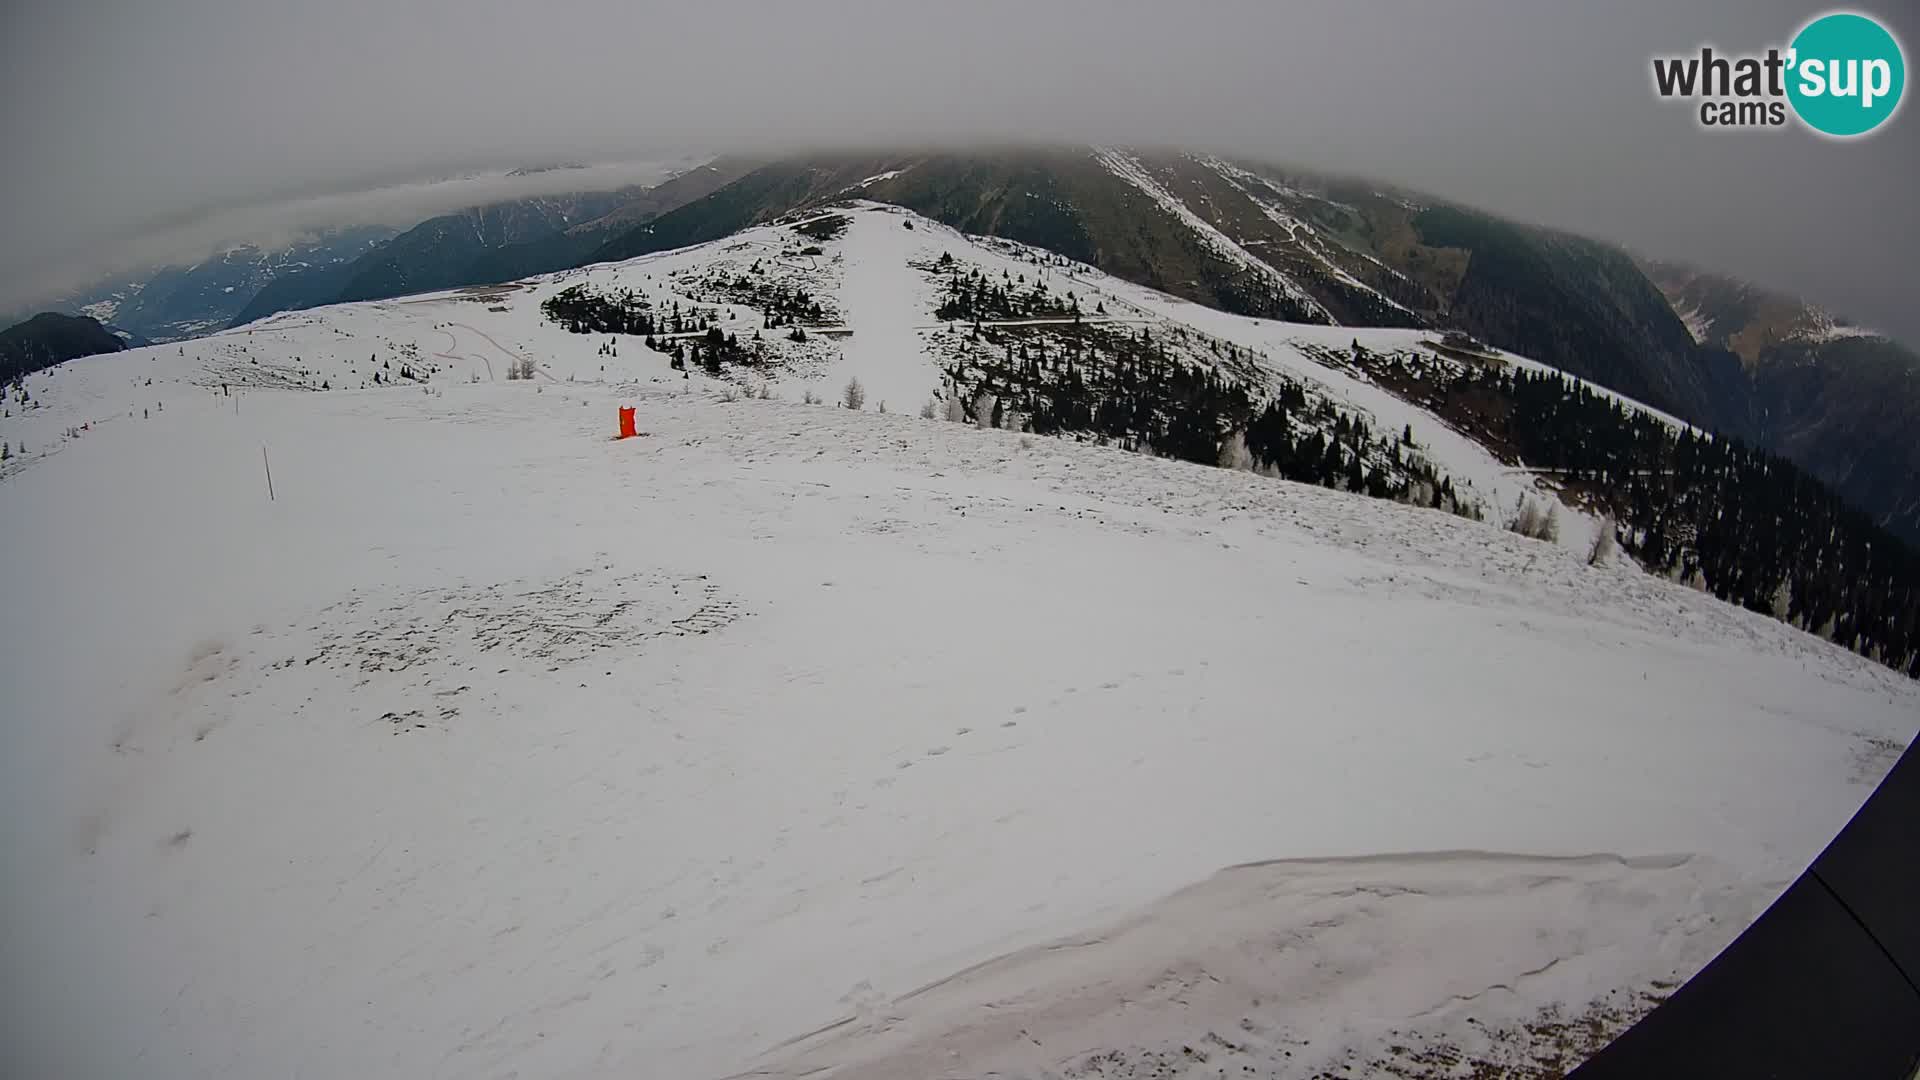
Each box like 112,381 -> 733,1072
2,0 -> 1914,340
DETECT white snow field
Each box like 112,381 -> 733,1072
2,206 -> 1916,1080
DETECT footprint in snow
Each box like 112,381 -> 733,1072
926,746 -> 949,757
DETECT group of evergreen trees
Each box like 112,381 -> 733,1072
647,326 -> 763,375
791,214 -> 849,241
934,257 -> 1080,323
940,325 -> 1478,518
1240,390 -> 1471,514
542,280 -> 813,379
540,285 -> 669,337
753,285 -> 827,329
678,267 -> 830,330
944,326 -> 1241,457
1374,354 -> 1920,675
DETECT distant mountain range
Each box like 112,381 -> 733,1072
572,147 -> 1919,543
228,161 -> 751,327
6,162 -> 747,348
1640,260 -> 1920,543
8,195 -> 1914,679
11,147 -> 1917,543
0,312 -> 126,384
587,150 -> 1732,411
13,227 -> 397,344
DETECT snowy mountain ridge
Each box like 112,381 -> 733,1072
31,203 -> 1667,545
16,226 -> 399,344
14,202 -> 1918,674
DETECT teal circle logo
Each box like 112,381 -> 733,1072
1787,12 -> 1905,137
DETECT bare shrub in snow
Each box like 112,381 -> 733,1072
718,386 -> 740,403
1510,497 -> 1541,538
1218,431 -> 1253,471
877,400 -> 888,414
803,389 -> 821,405
944,396 -> 967,424
842,377 -> 866,411
1508,497 -> 1559,542
972,391 -> 996,429
1588,517 -> 1617,566
919,399 -> 937,420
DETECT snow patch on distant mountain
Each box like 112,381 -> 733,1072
80,297 -> 128,324
1197,155 -> 1420,319
1673,299 -> 1715,344
1796,309 -> 1883,344
1093,147 -> 1331,320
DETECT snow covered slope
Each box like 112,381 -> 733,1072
2,206 -> 1915,1080
6,203 -> 1684,550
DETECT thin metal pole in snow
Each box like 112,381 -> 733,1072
262,445 -> 275,502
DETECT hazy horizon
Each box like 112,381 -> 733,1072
2,0 -> 1915,341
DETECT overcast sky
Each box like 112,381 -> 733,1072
1,0 -> 1915,341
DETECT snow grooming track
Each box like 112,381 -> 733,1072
816,204 -> 945,411
432,325 -> 497,381
738,851 -> 1768,1080
437,320 -> 551,381
302,568 -> 743,675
